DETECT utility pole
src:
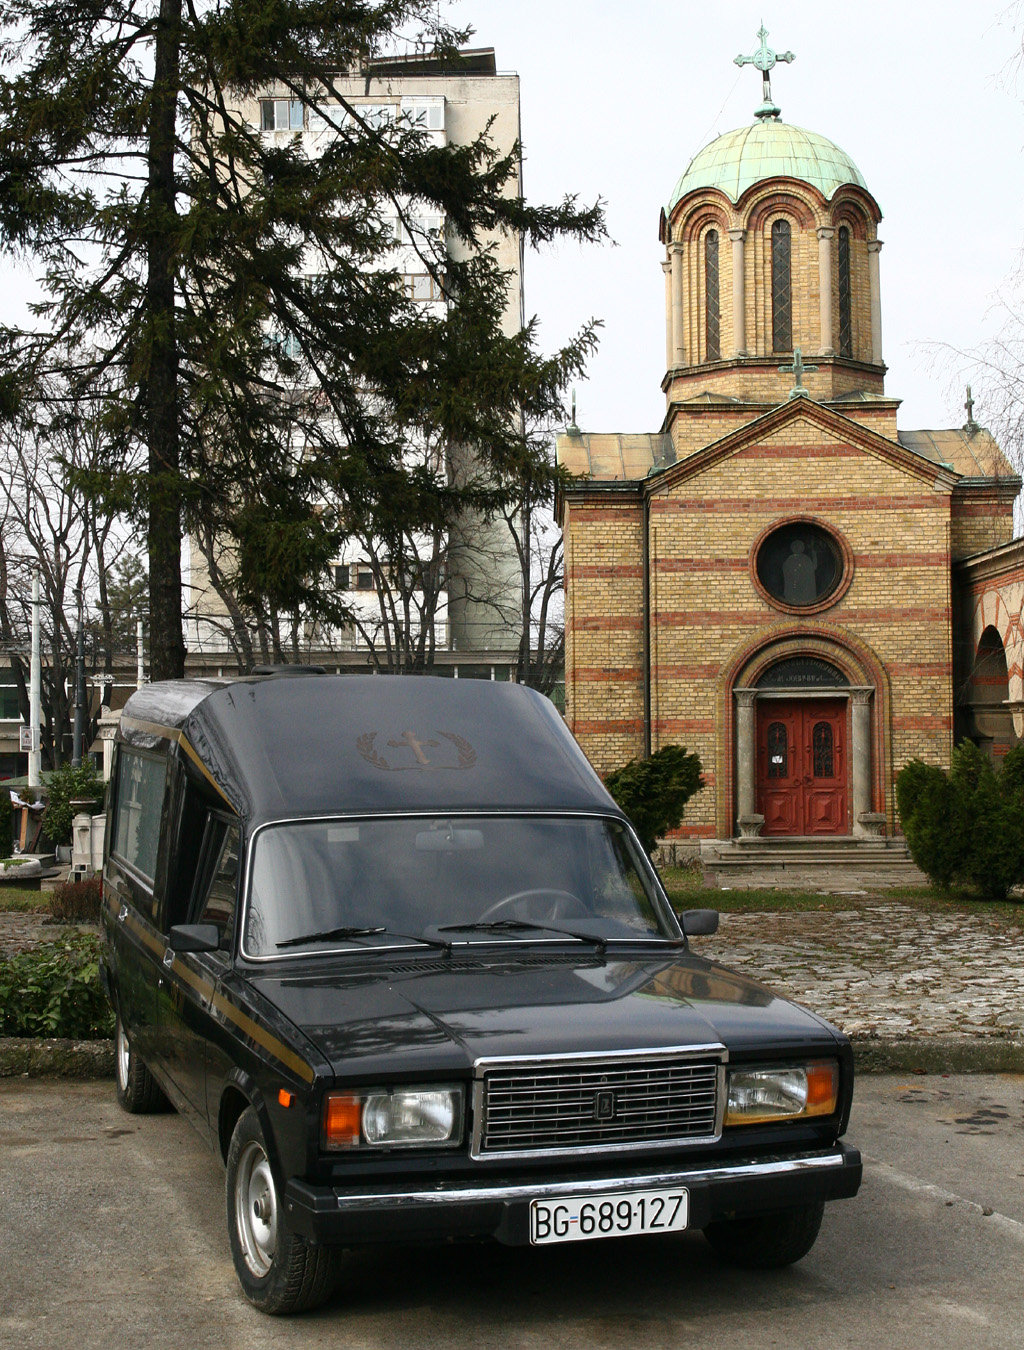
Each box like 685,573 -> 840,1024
72,587 -> 86,767
28,568 -> 41,788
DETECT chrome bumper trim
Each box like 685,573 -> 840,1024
328,1149 -> 852,1212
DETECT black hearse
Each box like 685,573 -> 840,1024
101,673 -> 861,1314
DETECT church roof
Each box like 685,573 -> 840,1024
668,120 -> 869,211
897,428 -> 1017,480
557,432 -> 674,480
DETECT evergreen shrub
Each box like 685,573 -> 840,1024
896,740 -> 1024,899
604,745 -> 703,857
41,763 -> 105,847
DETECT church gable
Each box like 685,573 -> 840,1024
649,397 -> 959,498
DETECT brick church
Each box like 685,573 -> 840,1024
557,33 -> 1024,861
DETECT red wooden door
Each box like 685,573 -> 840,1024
755,700 -> 848,836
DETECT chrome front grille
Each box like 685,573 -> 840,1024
472,1050 -> 724,1159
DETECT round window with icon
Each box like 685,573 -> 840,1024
753,520 -> 849,612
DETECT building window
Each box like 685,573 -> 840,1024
402,272 -> 445,302
401,101 -> 444,131
755,520 -> 845,610
705,229 -> 720,361
355,567 -> 375,591
771,219 -> 792,353
334,564 -> 350,590
261,98 -> 303,132
837,225 -> 852,358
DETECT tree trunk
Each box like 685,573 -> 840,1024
146,0 -> 185,681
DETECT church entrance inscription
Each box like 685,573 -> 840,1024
755,699 -> 847,835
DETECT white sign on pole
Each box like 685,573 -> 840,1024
19,726 -> 39,753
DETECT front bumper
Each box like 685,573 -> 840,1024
283,1142 -> 862,1246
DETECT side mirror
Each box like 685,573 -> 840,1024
681,909 -> 719,937
169,922 -> 222,953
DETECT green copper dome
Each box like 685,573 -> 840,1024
668,120 -> 868,212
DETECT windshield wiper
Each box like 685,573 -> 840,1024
276,925 -> 452,953
434,919 -> 609,953
277,926 -> 386,949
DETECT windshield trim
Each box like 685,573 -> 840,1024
237,810 -> 682,965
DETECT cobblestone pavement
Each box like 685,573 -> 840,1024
688,898 -> 1024,1042
4,900 -> 1024,1054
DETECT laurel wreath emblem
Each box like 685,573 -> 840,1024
356,730 -> 476,771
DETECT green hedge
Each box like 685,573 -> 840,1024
0,932 -> 113,1039
897,741 -> 1024,900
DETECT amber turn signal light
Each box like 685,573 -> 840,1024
323,1093 -> 362,1148
804,1061 -> 839,1116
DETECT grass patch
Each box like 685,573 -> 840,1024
0,886 -> 48,913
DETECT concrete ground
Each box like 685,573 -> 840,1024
2,1075 -> 1023,1348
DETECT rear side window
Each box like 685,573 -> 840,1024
196,819 -> 241,950
112,749 -> 167,883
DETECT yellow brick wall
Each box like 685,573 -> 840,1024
564,414 -> 955,838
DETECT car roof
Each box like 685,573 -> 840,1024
116,674 -> 622,825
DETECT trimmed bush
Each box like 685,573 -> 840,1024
896,758 -> 967,891
604,745 -> 703,857
0,932 -> 114,1039
897,740 -> 1024,899
48,876 -> 103,924
41,762 -> 105,847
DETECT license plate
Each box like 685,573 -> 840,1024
529,1188 -> 689,1245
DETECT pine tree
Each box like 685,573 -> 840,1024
0,2 -> 603,678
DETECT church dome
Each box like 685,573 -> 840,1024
668,120 -> 868,211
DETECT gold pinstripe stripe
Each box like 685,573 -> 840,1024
112,896 -> 315,1085
118,715 -> 233,808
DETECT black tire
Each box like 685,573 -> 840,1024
114,1012 -> 169,1114
226,1106 -> 342,1315
702,1201 -> 825,1269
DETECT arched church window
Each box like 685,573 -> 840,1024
837,225 -> 852,358
812,721 -> 834,777
771,219 -> 792,352
705,229 -> 721,360
755,520 -> 846,610
766,722 -> 788,778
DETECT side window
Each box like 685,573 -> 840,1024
112,749 -> 167,885
193,818 -> 241,951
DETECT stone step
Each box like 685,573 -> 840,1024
699,836 -> 927,889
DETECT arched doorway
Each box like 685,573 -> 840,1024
753,658 -> 849,835
730,643 -> 883,840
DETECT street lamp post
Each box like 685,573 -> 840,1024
72,587 -> 86,767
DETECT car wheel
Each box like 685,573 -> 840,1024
702,1201 -> 825,1269
226,1105 -> 341,1315
114,1012 -> 168,1114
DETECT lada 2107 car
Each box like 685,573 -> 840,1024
101,672 -> 861,1314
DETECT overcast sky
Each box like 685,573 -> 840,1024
447,0 -> 1024,438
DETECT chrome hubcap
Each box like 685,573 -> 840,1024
116,1020 -> 130,1091
235,1140 -> 277,1278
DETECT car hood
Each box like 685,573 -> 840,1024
247,949 -> 843,1081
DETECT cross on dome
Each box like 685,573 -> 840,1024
778,347 -> 818,399
734,23 -> 795,121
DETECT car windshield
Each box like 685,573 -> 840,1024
242,815 -> 678,959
